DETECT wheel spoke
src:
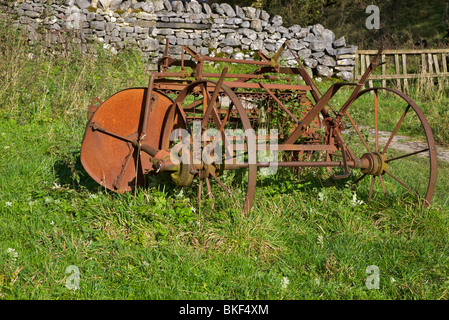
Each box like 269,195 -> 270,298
368,176 -> 375,199
345,111 -> 372,153
183,99 -> 204,111
201,67 -> 228,129
385,148 -> 429,163
205,177 -> 214,207
198,178 -> 203,202
218,102 -> 234,133
210,171 -> 231,196
382,104 -> 411,155
202,100 -> 236,163
379,175 -> 387,196
384,169 -> 420,198
202,82 -> 208,116
352,173 -> 367,186
374,89 -> 379,152
203,90 -> 228,132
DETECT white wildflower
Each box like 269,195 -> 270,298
351,192 -> 365,206
281,277 -> 290,290
5,201 -> 12,207
317,235 -> 324,248
44,197 -> 53,203
7,248 -> 18,261
318,191 -> 325,201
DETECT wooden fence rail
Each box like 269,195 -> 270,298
354,49 -> 449,91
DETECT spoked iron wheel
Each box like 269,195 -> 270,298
342,87 -> 437,206
164,79 -> 257,214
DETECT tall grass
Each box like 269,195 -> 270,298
0,17 -> 149,126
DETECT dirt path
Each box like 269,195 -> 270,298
370,130 -> 449,163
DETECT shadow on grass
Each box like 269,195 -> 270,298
53,151 -> 187,199
52,151 -> 101,193
256,166 -> 355,194
52,151 -> 402,211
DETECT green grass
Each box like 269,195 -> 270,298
1,21 -> 449,300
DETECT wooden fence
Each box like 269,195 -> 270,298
354,49 -> 449,91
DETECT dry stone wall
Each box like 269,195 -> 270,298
1,0 -> 357,80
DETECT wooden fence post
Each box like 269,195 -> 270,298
443,53 -> 448,73
366,54 -> 373,89
354,49 -> 449,89
402,54 -> 408,92
394,54 -> 401,90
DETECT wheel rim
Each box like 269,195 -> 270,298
343,87 -> 437,207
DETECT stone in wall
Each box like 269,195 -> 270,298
3,0 -> 357,81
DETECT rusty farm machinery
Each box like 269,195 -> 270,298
80,40 -> 437,214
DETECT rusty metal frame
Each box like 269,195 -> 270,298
81,39 -> 438,214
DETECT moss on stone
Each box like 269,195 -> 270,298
86,6 -> 97,13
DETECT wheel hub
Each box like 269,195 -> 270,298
171,162 -> 195,186
361,152 -> 388,176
